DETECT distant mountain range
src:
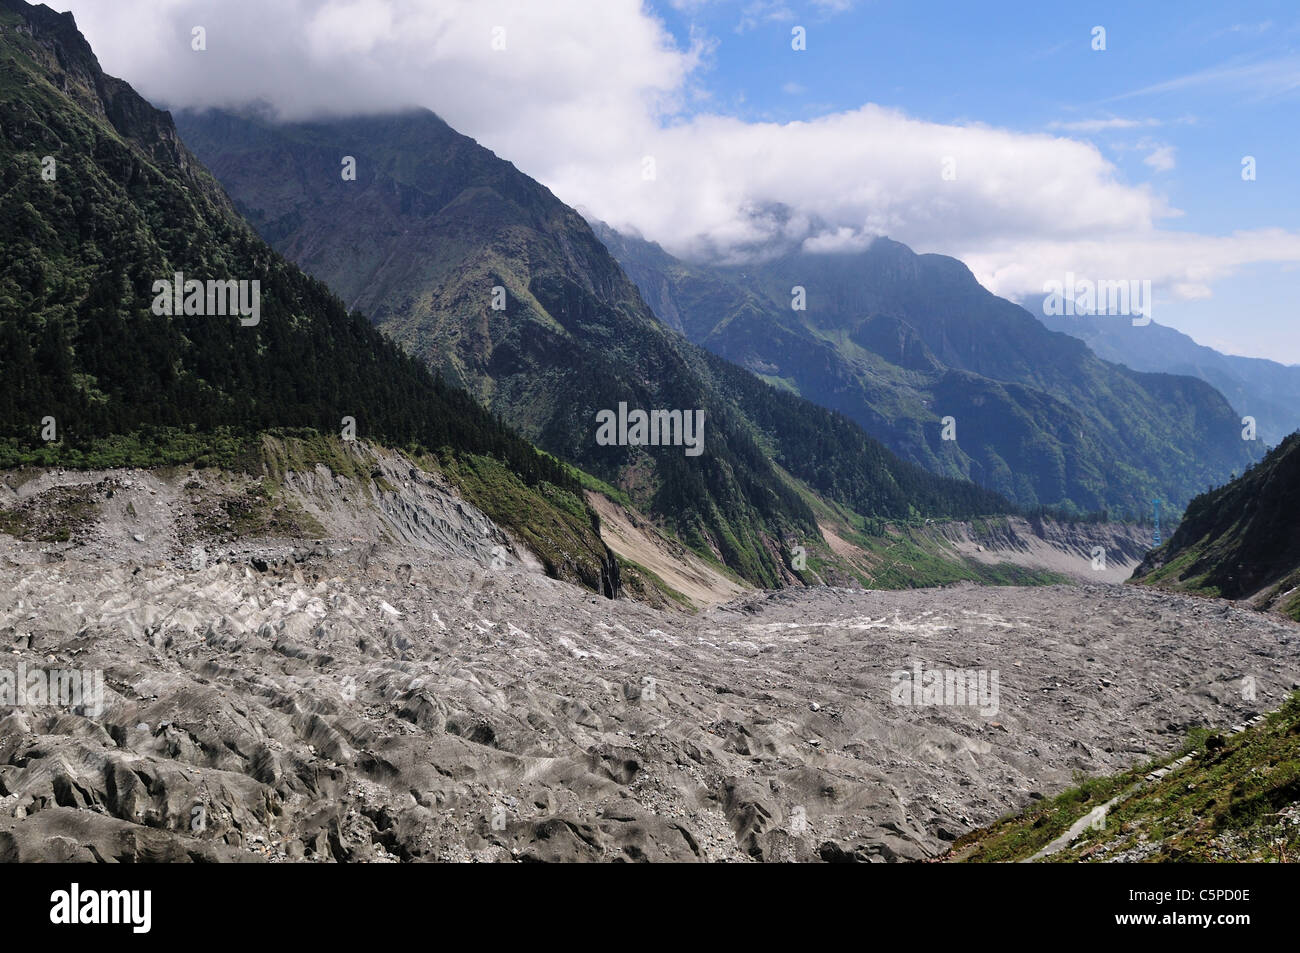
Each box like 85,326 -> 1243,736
1035,306 -> 1300,447
593,225 -> 1260,516
1133,431 -> 1300,620
175,106 -> 1012,588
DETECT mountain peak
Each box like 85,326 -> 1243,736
2,0 -> 199,176
177,106 -> 1016,587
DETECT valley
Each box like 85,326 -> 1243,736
2,454 -> 1295,862
2,0 -> 1297,875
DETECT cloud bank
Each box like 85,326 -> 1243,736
48,0 -> 1300,324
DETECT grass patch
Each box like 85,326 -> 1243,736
430,450 -> 611,593
951,695 -> 1300,863
0,428 -> 260,471
949,765 -> 1148,863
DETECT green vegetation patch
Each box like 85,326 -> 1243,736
951,693 -> 1300,863
432,451 -> 610,593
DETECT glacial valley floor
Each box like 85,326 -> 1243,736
2,534 -> 1297,862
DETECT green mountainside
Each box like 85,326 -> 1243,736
175,106 -> 1014,587
594,224 -> 1259,517
1133,430 -> 1300,620
0,0 -> 618,592
1040,306 -> 1300,447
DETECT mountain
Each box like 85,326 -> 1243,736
1132,430 -> 1300,620
174,106 -> 1014,588
593,225 -> 1260,516
1036,307 -> 1300,447
0,0 -> 620,593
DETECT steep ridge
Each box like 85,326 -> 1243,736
0,0 -> 616,593
1133,430 -> 1300,620
594,224 -> 1258,516
1039,307 -> 1300,447
174,107 -> 1015,587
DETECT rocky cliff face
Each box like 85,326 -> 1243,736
2,0 -> 202,180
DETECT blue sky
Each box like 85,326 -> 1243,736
643,0 -> 1300,361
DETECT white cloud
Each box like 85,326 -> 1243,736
1142,144 -> 1176,172
567,106 -> 1173,265
734,2 -> 796,32
671,0 -> 857,21
1224,21 -> 1274,36
1047,116 -> 1198,134
1047,117 -> 1160,132
49,0 -> 698,126
963,229 -> 1300,310
47,0 -> 1300,333
1111,55 -> 1300,102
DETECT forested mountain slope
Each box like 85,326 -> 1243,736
176,106 -> 1015,587
1133,431 -> 1300,620
595,224 -> 1257,516
0,0 -> 617,592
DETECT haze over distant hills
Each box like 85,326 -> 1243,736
1035,306 -> 1300,448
